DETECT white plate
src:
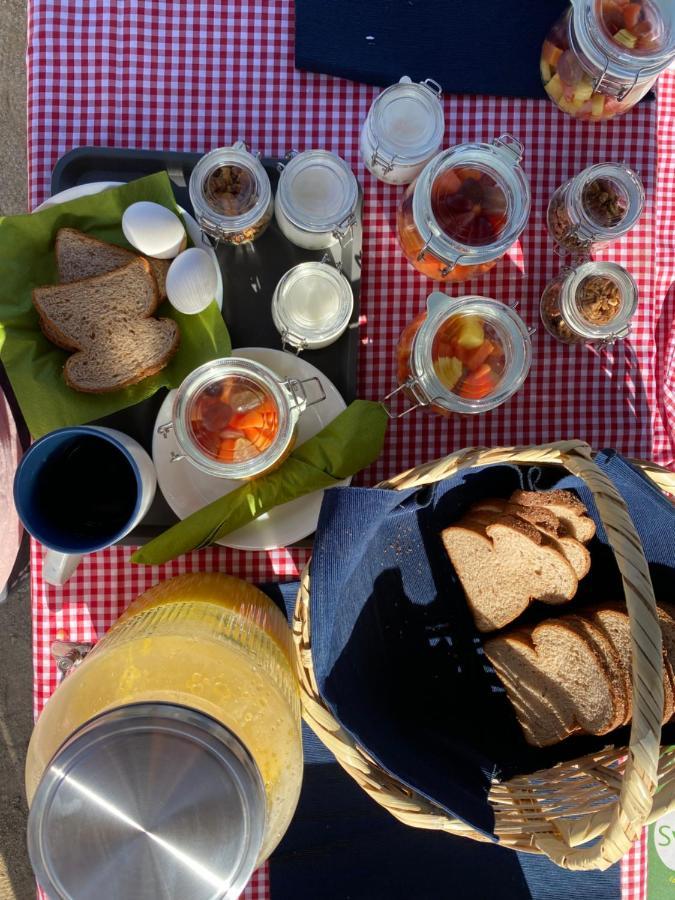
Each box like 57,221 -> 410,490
152,347 -> 348,550
35,180 -> 223,310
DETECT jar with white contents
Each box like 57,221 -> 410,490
274,150 -> 360,251
271,262 -> 354,352
540,260 -> 638,346
359,76 -> 445,185
189,142 -> 274,245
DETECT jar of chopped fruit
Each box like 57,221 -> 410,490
540,0 -> 675,121
160,358 -> 325,479
189,143 -> 274,245
540,261 -> 638,345
547,162 -> 644,254
396,135 -> 531,283
390,292 -> 532,417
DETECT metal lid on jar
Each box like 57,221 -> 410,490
189,143 -> 272,238
412,135 -> 531,270
572,162 -> 645,242
271,262 -> 354,351
410,292 -> 532,414
27,703 -> 266,900
560,260 -> 638,342
173,357 -> 297,479
367,76 -> 445,168
275,150 -> 359,236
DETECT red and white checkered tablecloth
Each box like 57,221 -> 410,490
26,1 -> 675,896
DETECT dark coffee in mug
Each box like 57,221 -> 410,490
35,435 -> 138,542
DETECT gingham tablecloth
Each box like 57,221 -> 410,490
26,1 -> 675,897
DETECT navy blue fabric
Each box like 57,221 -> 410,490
305,451 -> 675,839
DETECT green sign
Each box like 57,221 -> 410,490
647,811 -> 675,899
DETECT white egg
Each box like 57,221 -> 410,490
166,248 -> 219,315
122,201 -> 187,259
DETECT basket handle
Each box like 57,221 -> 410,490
381,439 -> 663,869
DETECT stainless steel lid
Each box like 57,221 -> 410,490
28,703 -> 266,900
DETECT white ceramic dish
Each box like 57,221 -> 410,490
35,181 -> 223,310
152,347 -> 348,550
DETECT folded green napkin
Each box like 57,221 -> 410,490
0,172 -> 231,438
132,399 -> 388,564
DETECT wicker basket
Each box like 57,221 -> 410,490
293,441 -> 675,871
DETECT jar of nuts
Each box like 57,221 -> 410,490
546,162 -> 644,255
189,143 -> 274,245
540,261 -> 638,346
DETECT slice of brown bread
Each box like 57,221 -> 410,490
33,258 -> 179,393
484,619 -> 616,746
55,227 -> 170,299
657,604 -> 675,722
510,489 -> 596,543
441,514 -> 578,632
588,606 -> 634,726
562,614 -> 626,729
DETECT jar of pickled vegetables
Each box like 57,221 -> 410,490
547,162 -> 645,254
540,0 -> 675,120
25,574 -> 304,898
396,135 -> 531,283
158,358 -> 325,479
540,260 -> 638,344
389,292 -> 532,416
359,76 -> 445,185
189,142 -> 274,244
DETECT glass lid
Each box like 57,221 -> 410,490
272,262 -> 354,347
276,150 -> 358,232
370,77 -> 445,164
562,260 -> 638,341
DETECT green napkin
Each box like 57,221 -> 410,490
0,172 -> 231,438
132,399 -> 388,565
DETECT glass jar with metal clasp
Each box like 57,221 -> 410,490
274,150 -> 360,251
189,142 -> 274,245
359,75 -> 445,185
157,358 -> 326,479
387,292 -> 533,418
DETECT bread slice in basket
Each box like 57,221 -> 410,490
33,257 -> 179,393
510,489 -> 596,543
55,227 -> 171,299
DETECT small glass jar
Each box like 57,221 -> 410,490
540,260 -> 638,345
388,292 -> 532,417
158,358 -> 325,479
274,150 -> 359,250
271,262 -> 354,352
396,135 -> 531,283
540,0 -> 675,120
189,142 -> 274,245
547,162 -> 645,254
359,76 -> 445,185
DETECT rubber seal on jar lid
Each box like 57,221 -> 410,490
276,150 -> 359,233
369,80 -> 445,166
272,262 -> 354,350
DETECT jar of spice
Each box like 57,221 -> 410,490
271,262 -> 354,352
189,143 -> 273,245
396,135 -> 531,283
547,162 -> 644,255
540,0 -> 675,120
540,261 -> 638,345
274,150 -> 360,251
158,358 -> 325,479
359,76 -> 445,185
389,292 -> 532,417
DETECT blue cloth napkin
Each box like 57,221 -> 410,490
304,450 -> 675,838
295,0 -> 569,99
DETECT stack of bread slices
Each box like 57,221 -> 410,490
32,228 -> 180,393
441,489 -> 675,747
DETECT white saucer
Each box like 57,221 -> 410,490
152,347 -> 348,550
35,180 -> 223,310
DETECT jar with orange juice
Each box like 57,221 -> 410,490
389,292 -> 532,417
25,574 -> 303,899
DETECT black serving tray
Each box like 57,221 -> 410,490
51,147 -> 363,543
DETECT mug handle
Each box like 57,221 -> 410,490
43,550 -> 84,586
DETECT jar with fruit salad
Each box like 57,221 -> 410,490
547,162 -> 644,254
389,292 -> 532,417
396,135 -> 531,283
540,260 -> 638,345
540,0 -> 675,121
158,358 -> 325,479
